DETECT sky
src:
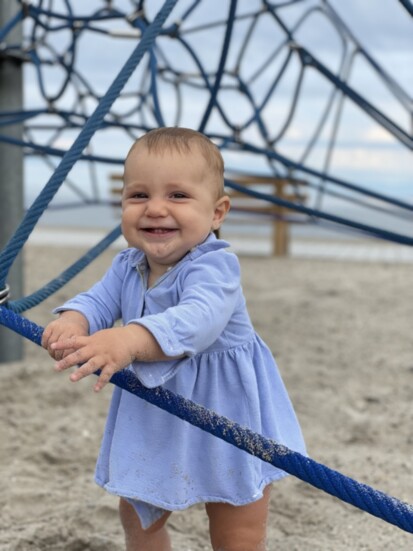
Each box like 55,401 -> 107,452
15,0 -> 413,230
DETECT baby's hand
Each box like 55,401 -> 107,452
51,325 -> 144,392
42,311 -> 89,361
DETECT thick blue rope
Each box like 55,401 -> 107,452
8,225 -> 122,313
225,178 -> 413,246
0,0 -> 178,290
231,141 -> 413,214
0,8 -> 23,42
294,46 -> 413,150
1,306 -> 412,534
198,0 -> 238,133
399,0 -> 413,16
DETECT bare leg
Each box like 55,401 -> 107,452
205,485 -> 272,551
119,498 -> 172,551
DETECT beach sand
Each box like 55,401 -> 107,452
1,243 -> 412,550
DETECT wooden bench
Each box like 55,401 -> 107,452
109,172 -> 123,206
225,173 -> 307,256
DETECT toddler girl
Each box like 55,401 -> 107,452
42,127 -> 306,551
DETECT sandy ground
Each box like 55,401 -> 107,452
0,243 -> 412,550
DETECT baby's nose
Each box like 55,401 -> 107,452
146,198 -> 167,216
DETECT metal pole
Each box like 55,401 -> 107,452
0,0 -> 24,362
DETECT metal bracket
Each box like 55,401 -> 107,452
0,284 -> 10,305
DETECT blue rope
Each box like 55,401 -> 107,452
0,133 -> 124,165
0,306 -> 412,534
8,225 -> 122,313
0,0 -> 179,290
149,48 -> 166,127
399,0 -> 413,16
0,8 -> 23,42
225,178 -> 413,246
228,141 -> 413,214
25,4 -> 125,24
198,0 -> 238,133
295,46 -> 413,150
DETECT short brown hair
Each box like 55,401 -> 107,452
126,127 -> 225,196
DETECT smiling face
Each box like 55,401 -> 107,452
121,143 -> 230,280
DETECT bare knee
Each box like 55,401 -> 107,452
206,486 -> 271,551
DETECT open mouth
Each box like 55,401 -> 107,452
143,228 -> 176,235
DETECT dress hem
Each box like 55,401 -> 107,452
95,470 -> 289,513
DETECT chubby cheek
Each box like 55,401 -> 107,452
121,209 -> 140,242
122,204 -> 139,224
120,213 -> 129,236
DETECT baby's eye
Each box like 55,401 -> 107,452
131,192 -> 148,199
171,192 -> 188,199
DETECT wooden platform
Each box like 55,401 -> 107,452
225,172 -> 308,256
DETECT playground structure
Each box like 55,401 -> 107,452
0,0 -> 412,538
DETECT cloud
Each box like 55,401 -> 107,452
362,126 -> 398,144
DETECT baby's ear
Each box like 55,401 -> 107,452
212,195 -> 231,231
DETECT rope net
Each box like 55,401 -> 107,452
1,0 -> 412,244
0,0 -> 412,535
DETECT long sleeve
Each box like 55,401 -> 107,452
130,250 -> 241,358
53,251 -> 129,333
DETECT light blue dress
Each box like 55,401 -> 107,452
55,234 -> 306,528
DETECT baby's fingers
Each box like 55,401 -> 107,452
51,335 -> 87,353
68,358 -> 101,383
55,352 -> 103,385
69,360 -> 114,393
92,368 -> 115,393
53,342 -> 90,373
41,326 -> 60,352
